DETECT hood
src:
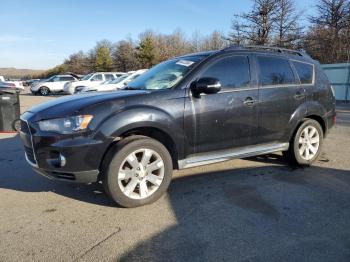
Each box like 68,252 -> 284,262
68,80 -> 90,87
26,90 -> 148,121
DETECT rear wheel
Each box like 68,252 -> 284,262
102,137 -> 173,208
284,119 -> 323,166
39,86 -> 50,96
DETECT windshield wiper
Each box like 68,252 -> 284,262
123,86 -> 143,90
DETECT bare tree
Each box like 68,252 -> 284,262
274,0 -> 303,47
112,39 -> 140,72
201,31 -> 229,50
229,0 -> 279,45
305,0 -> 350,63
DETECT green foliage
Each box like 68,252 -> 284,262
137,37 -> 157,68
94,46 -> 112,71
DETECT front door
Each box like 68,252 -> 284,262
184,54 -> 260,155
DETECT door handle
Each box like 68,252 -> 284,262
294,91 -> 305,100
243,97 -> 257,106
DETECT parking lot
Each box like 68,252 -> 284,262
0,89 -> 350,262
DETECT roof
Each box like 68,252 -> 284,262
221,45 -> 312,60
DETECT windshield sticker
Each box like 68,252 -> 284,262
176,60 -> 195,67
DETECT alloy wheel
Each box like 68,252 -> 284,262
40,87 -> 49,96
298,125 -> 320,161
118,148 -> 165,200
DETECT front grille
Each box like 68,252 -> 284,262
20,120 -> 30,134
24,146 -> 36,164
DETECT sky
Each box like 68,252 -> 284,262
0,0 -> 318,70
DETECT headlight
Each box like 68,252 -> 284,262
38,115 -> 93,134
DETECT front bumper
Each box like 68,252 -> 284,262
63,84 -> 75,95
20,112 -> 111,184
27,157 -> 99,183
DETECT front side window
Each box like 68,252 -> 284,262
91,74 -> 103,81
292,61 -> 314,84
258,56 -> 295,86
60,76 -> 74,81
81,73 -> 93,81
199,56 -> 250,89
52,76 -> 60,82
104,74 -> 114,81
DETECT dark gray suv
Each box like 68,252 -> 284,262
20,46 -> 336,207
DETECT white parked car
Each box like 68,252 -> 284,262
79,69 -> 148,93
63,72 -> 125,95
30,74 -> 79,96
0,76 -> 24,91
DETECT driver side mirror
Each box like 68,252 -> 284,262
190,77 -> 221,97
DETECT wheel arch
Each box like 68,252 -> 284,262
287,101 -> 327,143
98,126 -> 179,183
39,85 -> 50,94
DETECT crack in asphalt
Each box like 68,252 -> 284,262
72,227 -> 121,262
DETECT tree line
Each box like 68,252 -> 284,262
38,0 -> 350,79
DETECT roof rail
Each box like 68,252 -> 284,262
222,45 -> 309,58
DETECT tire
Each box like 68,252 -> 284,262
39,86 -> 50,96
12,119 -> 21,132
102,137 -> 173,208
284,119 -> 323,166
74,86 -> 84,94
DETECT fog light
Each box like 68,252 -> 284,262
60,154 -> 66,167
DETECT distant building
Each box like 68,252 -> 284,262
321,63 -> 350,102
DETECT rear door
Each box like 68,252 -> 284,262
256,55 -> 306,143
185,54 -> 260,154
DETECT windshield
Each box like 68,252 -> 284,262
110,74 -> 129,84
44,76 -> 55,82
81,73 -> 93,81
126,55 -> 206,90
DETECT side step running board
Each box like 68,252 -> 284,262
178,143 -> 289,169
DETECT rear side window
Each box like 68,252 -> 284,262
257,56 -> 295,86
200,56 -> 250,89
292,61 -> 314,84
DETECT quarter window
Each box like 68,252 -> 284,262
257,56 -> 295,86
200,56 -> 250,89
292,61 -> 314,84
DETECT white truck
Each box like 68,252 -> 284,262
78,69 -> 148,93
63,72 -> 125,95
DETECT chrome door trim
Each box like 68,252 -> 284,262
178,142 -> 289,169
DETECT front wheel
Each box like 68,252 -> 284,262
102,137 -> 173,208
284,119 -> 323,166
39,86 -> 50,96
